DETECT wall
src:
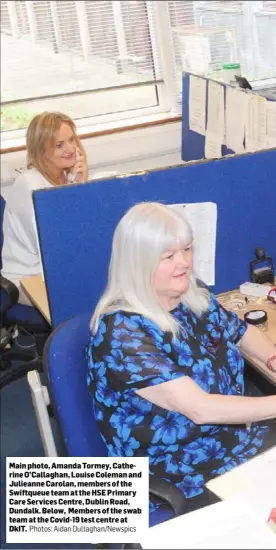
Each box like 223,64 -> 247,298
0,120 -> 184,200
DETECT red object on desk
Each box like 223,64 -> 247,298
268,508 -> 276,523
267,287 -> 276,304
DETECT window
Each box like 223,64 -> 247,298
168,0 -> 276,89
1,1 -> 275,138
1,1 -> 169,134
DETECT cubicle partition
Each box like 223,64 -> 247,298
181,72 -> 234,161
181,72 -> 276,162
33,149 -> 276,327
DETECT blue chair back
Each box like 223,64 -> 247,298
44,312 -> 107,456
44,313 -> 177,527
0,196 -> 6,271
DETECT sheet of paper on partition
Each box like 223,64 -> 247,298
225,87 -> 247,153
168,202 -> 217,286
206,80 -> 225,140
266,100 -> 276,148
245,94 -> 267,152
189,75 -> 206,136
204,80 -> 224,159
204,131 -> 222,159
140,496 -> 276,549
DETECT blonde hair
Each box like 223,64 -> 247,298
90,202 -> 210,338
26,111 -> 87,186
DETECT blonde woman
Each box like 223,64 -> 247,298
87,202 -> 276,515
1,112 -> 88,304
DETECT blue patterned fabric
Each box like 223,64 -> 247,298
87,293 -> 269,509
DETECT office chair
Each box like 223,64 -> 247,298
0,195 -> 51,389
27,312 -> 188,536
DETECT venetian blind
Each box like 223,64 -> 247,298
1,0 -> 164,130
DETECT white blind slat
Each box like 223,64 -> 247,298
262,1 -> 276,10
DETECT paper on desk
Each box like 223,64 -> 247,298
245,95 -> 267,152
266,100 -> 276,148
168,202 -> 217,286
206,446 -> 276,502
207,80 -> 225,140
91,170 -> 118,180
205,131 -> 222,159
225,87 -> 246,153
140,496 -> 276,549
189,75 -> 206,136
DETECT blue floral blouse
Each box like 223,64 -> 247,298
86,292 -> 269,506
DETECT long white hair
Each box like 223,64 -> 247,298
90,202 -> 210,337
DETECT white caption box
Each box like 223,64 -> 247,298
6,457 -> 149,544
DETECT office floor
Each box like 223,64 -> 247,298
0,376 -> 92,550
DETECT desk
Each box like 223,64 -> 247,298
20,274 -> 51,325
206,445 -> 276,501
217,289 -> 276,387
141,447 -> 276,549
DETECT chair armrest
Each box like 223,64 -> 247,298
0,274 -> 19,318
149,475 -> 187,517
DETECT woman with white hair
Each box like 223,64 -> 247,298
87,201 -> 276,513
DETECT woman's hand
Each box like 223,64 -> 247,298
69,149 -> 88,183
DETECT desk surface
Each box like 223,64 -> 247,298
141,447 -> 276,549
20,274 -> 51,325
19,276 -> 276,385
206,445 -> 276,501
140,495 -> 276,549
217,289 -> 276,387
